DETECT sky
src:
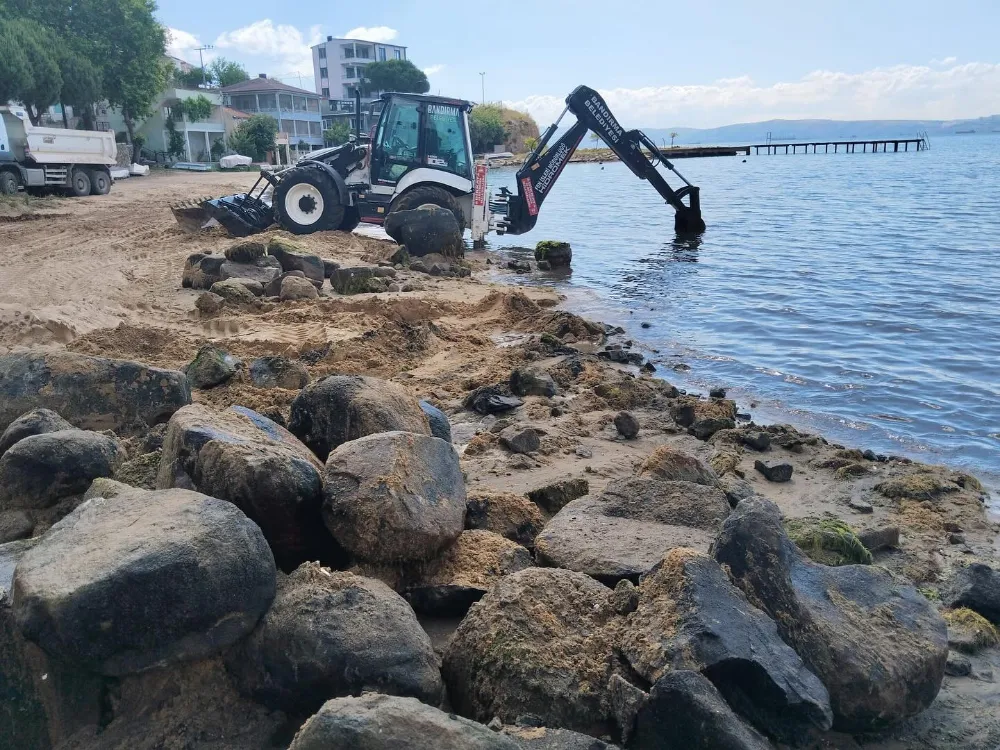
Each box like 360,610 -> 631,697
159,0 -> 1000,129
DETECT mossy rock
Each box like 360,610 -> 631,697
784,516 -> 872,566
944,607 -> 1000,653
534,241 -> 572,268
874,471 -> 958,501
267,236 -> 308,256
224,240 -> 267,263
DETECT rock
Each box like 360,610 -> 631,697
329,266 -> 390,294
741,431 -> 771,451
0,408 -> 74,458
267,236 -> 325,285
944,651 -> 972,677
948,532 -> 965,544
536,259 -> 552,271
248,356 -> 309,390
874,470 -> 960,501
510,368 -> 558,398
943,608 -> 999,654
0,352 -> 190,435
718,475 -> 756,508
183,345 -> 241,389
620,548 -> 832,742
264,269 -> 307,296
507,259 -> 532,274
322,258 -> 339,278
156,404 -> 327,570
612,579 -> 639,615
443,568 -> 620,736
228,277 -> 264,296
280,275 -> 320,301
289,374 -> 430,461
112,450 -> 161,490
638,445 -> 719,486
534,241 -> 572,268
942,563 -> 1000,625
0,510 -> 33,543
181,252 -> 225,289
755,460 -> 793,482
289,693 -> 520,750
502,726 -> 619,749
534,478 -> 730,585
0,430 -> 124,511
194,291 -> 224,314
713,497 -> 949,731
630,670 -> 772,750
420,400 -> 452,442
227,563 -> 442,713
500,426 -> 540,455
689,417 -> 736,440
847,497 -> 874,513
219,255 -> 282,285
404,530 -> 533,616
465,385 -> 524,415
784,516 -> 873,566
384,203 -> 464,259
223,239 -> 266,263
12,486 -> 275,675
527,478 -> 589,514
856,526 -> 900,552
323,431 -> 466,563
613,411 -> 639,439
465,490 -> 544,549
209,278 -> 258,305
709,387 -> 727,398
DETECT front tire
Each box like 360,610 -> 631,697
339,206 -> 361,232
273,164 -> 344,234
88,168 -> 111,195
389,185 -> 466,232
0,171 -> 18,195
69,168 -> 91,197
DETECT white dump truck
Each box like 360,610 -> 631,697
0,106 -> 117,197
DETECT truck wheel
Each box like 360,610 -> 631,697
273,164 -> 344,234
389,185 -> 466,232
89,168 -> 111,195
69,169 -> 92,197
0,171 -> 18,195
339,206 -> 361,232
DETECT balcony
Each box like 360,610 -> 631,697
341,46 -> 373,61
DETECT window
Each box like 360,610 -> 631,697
376,98 -> 420,182
308,98 -> 319,112
321,87 -> 330,97
279,93 -> 293,111
294,96 -> 307,112
258,93 -> 276,110
345,66 -> 354,79
231,95 -> 256,112
318,47 -> 326,60
394,49 -> 402,60
379,46 -> 386,61
350,117 -> 357,130
320,67 -> 328,78
309,121 -> 321,136
424,102 -> 470,178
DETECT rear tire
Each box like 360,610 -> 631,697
69,168 -> 91,197
273,164 -> 344,234
389,185 -> 466,232
339,206 -> 361,232
0,171 -> 18,195
88,168 -> 111,195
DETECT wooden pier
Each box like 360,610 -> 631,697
749,138 -> 926,155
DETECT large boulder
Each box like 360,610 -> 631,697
267,236 -> 325,285
638,445 -> 719,486
289,693 -> 520,750
181,252 -> 225,289
210,278 -> 258,305
384,203 -> 464,259
420,399 -> 452,442
0,409 -> 73,458
0,352 -> 190,434
156,404 -> 327,570
219,254 -> 282,285
502,726 -> 620,749
12,486 -> 275,675
713,497 -> 948,732
534,478 -> 730,584
404,530 -> 533,616
183,345 -> 241,389
281,275 -> 320,301
289,374 -> 430,461
329,266 -> 389,295
527,478 -> 589,514
466,490 -> 544,548
942,563 -> 1000,625
323,431 -> 466,563
226,563 -> 442,714
534,241 -> 572,269
249,356 -> 309,390
442,567 -> 620,736
619,548 -> 832,743
0,430 -> 124,511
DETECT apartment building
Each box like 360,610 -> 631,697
222,75 -> 324,153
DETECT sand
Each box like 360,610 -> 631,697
2,170 -> 999,748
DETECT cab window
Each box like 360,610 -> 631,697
377,98 -> 420,182
423,104 -> 470,179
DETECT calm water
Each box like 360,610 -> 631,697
486,134 -> 1000,490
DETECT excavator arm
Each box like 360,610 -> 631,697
496,85 -> 705,235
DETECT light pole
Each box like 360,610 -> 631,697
195,45 -> 214,87
479,72 -> 486,105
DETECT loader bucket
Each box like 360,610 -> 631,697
171,193 -> 275,237
171,197 -> 215,232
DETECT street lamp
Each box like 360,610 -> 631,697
195,45 -> 214,87
479,72 -> 486,105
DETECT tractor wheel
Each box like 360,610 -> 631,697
0,170 -> 18,195
339,206 -> 361,232
388,185 -> 466,232
69,168 -> 91,197
88,168 -> 112,196
273,164 -> 344,234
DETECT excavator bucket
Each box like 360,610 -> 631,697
170,197 -> 215,232
171,193 -> 275,237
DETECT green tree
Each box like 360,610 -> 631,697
175,94 -> 213,122
172,66 -> 207,89
57,45 -> 102,127
589,132 -> 600,149
2,18 -> 62,124
323,120 -> 351,146
0,19 -> 35,108
229,114 -> 278,161
361,59 -> 429,96
164,111 -> 185,158
670,131 -> 679,146
209,57 -> 249,88
523,136 -> 538,152
469,104 -> 508,154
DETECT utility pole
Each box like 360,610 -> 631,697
479,72 -> 486,105
195,45 -> 214,87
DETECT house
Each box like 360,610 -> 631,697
222,75 -> 324,154
312,36 -> 408,138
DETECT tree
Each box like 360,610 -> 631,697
229,114 -> 278,161
57,46 -> 101,127
589,132 -> 600,149
468,104 -> 508,154
1,18 -> 62,124
172,66 -> 207,89
175,95 -> 213,122
524,136 -> 538,152
164,111 -> 185,158
0,19 -> 36,109
323,120 -> 351,146
670,131 -> 679,146
209,57 -> 249,88
361,59 -> 429,96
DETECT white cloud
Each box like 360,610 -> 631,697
507,61 -> 1000,128
931,56 -> 958,66
214,20 -> 322,80
166,28 -> 214,66
343,26 -> 398,43
423,64 -> 446,76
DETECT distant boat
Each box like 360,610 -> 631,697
955,129 -> 976,134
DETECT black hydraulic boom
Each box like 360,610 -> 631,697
501,85 -> 705,235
